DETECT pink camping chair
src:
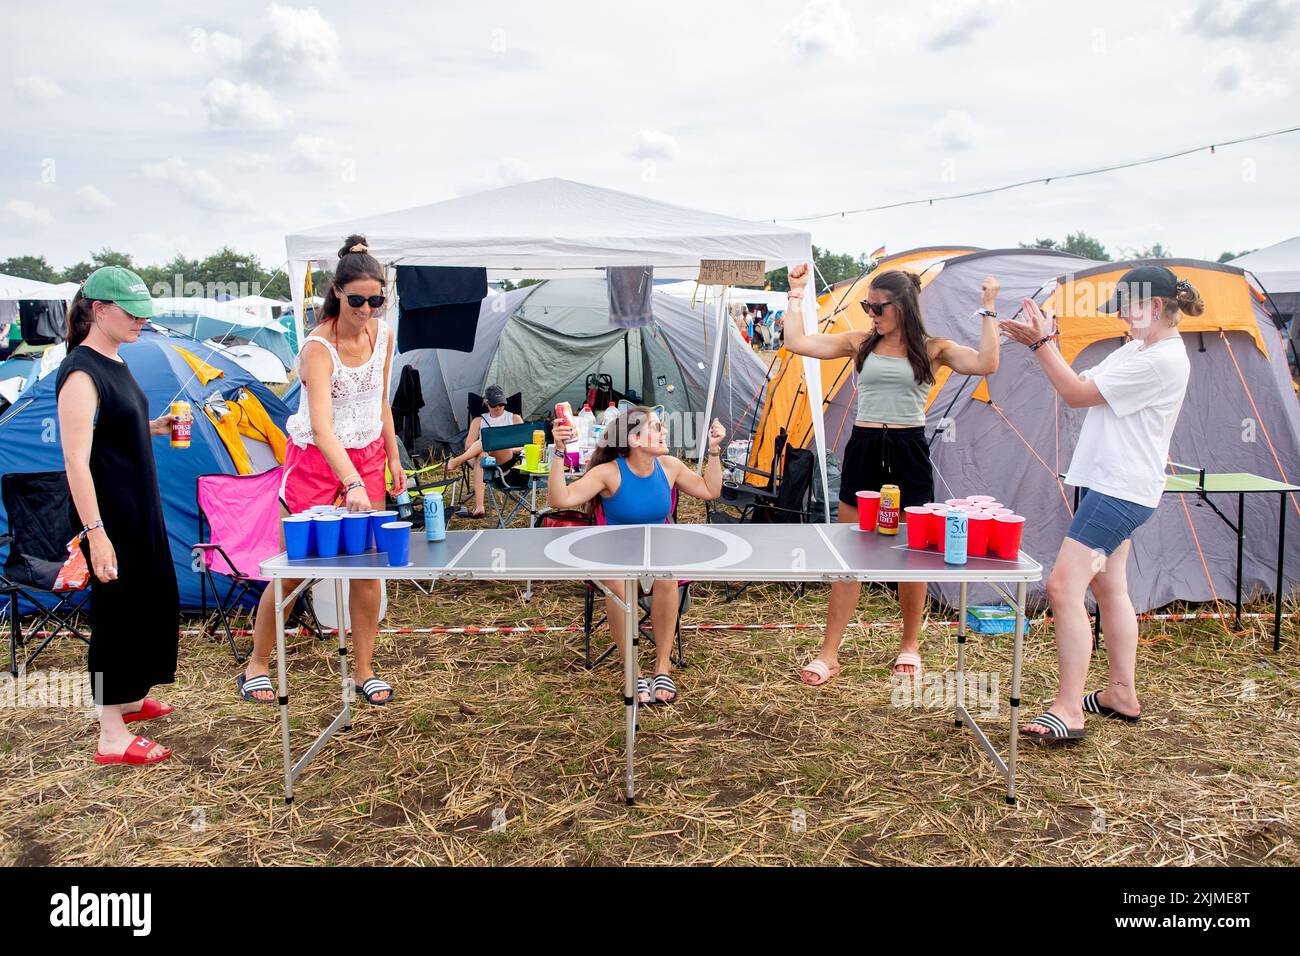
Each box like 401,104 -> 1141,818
193,466 -> 321,662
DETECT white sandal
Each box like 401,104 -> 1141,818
892,651 -> 923,676
800,658 -> 841,686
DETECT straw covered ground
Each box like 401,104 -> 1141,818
1,498 -> 1297,867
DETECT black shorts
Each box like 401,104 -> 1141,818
839,425 -> 935,510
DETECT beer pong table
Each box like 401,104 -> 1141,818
261,522 -> 1042,806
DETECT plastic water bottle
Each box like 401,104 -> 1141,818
944,510 -> 968,565
603,402 -> 618,424
577,404 -> 596,446
424,494 -> 446,542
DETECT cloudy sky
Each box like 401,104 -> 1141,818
2,0 -> 1297,274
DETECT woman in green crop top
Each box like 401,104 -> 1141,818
783,264 -> 1001,685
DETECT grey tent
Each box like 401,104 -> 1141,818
390,278 -> 769,455
915,248 -> 1300,612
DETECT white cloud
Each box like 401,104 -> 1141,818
290,134 -> 351,173
785,0 -> 860,59
629,130 -> 680,161
202,78 -> 289,129
455,158 -> 537,196
141,156 -> 255,213
1206,47 -> 1289,95
1183,0 -> 1296,39
232,152 -> 275,171
14,74 -> 63,102
247,4 -> 340,85
925,0 -> 996,50
75,185 -> 114,212
3,199 -> 56,226
209,30 -> 244,62
930,110 -> 987,150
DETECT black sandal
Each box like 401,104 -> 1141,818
1020,711 -> 1085,745
356,677 -> 395,706
651,673 -> 678,705
237,673 -> 276,705
1082,691 -> 1141,723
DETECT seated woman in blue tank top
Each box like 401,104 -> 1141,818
548,406 -> 727,705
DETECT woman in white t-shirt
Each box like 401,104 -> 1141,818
999,266 -> 1204,744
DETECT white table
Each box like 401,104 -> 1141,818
261,522 -> 1043,805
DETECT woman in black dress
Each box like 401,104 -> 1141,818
56,266 -> 181,766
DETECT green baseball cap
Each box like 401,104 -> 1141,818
83,265 -> 154,318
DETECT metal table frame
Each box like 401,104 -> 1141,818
1067,473 -> 1297,651
262,524 -> 1041,807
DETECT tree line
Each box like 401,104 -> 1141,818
2,234 -> 1255,299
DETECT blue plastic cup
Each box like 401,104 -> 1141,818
379,521 -> 412,566
369,510 -> 397,550
341,513 -> 369,555
283,516 -> 313,560
314,514 -> 343,558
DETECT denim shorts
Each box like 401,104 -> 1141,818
1065,489 -> 1156,556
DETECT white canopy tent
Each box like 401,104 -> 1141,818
1230,236 -> 1300,296
0,273 -> 77,301
284,178 -> 829,517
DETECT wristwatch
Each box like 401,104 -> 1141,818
976,308 -> 996,318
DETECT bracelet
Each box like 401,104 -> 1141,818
707,448 -> 722,457
1029,333 -> 1059,352
787,289 -> 804,300
343,478 -> 365,492
81,520 -> 104,535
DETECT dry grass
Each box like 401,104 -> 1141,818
1,497 -> 1297,867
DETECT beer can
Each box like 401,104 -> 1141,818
878,484 -> 901,534
170,400 -> 192,448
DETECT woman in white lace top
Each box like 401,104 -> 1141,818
237,234 -> 406,707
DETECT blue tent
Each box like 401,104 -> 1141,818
0,328 -> 290,611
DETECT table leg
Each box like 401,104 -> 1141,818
336,579 -> 352,732
954,581 -> 967,728
624,575 -> 638,805
274,577 -> 293,805
1276,494 -> 1286,653
1236,493 -> 1244,631
1007,581 -> 1026,806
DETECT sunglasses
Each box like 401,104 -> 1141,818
344,294 -> 386,309
860,298 -> 895,317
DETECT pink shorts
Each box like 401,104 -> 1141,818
283,437 -> 388,514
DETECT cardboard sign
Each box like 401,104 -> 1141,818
698,259 -> 766,286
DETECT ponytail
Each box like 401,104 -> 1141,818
66,289 -> 96,349
1161,278 -> 1205,327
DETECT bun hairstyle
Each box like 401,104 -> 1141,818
66,287 -> 98,349
854,268 -> 934,387
319,234 -> 385,323
1162,278 -> 1206,326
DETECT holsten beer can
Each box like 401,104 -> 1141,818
878,484 -> 901,535
170,400 -> 192,448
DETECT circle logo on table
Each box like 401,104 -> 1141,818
542,525 -> 754,571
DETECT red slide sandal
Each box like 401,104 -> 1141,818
94,736 -> 172,766
122,698 -> 174,724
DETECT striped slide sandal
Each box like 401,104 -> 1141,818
1020,711 -> 1086,746
1083,691 -> 1141,723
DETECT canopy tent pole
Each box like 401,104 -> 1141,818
696,286 -> 729,472
799,252 -> 831,522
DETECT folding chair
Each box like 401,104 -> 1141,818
710,440 -> 816,526
482,419 -> 553,528
1,471 -> 92,676
533,492 -> 689,669
194,466 -> 323,662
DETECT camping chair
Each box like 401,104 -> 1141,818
533,491 -> 689,669
482,418 -> 552,528
194,467 -> 323,662
446,390 -> 524,515
709,437 -> 817,526
1,471 -> 92,677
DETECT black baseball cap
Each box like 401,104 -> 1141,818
1098,265 -> 1181,314
484,385 -> 506,407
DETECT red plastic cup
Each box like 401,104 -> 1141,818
924,502 -> 945,510
967,512 -> 992,557
993,514 -> 1026,559
856,490 -> 881,532
903,507 -> 929,549
967,495 -> 996,504
945,498 -> 970,508
987,506 -> 1013,517
926,507 -> 949,549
